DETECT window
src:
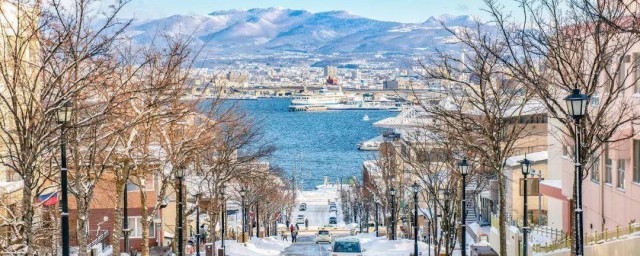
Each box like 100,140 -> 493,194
634,140 -> 640,183
634,53 -> 640,94
617,159 -> 626,189
591,156 -> 600,183
127,217 -> 155,238
605,144 -> 613,184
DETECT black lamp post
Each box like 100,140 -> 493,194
359,202 -> 363,233
459,157 -> 470,256
564,88 -> 589,256
124,181 -> 131,253
375,200 -> 380,237
176,168 -> 184,256
390,187 -> 396,240
58,100 -> 72,256
240,188 -> 247,244
195,194 -> 201,256
412,182 -> 420,256
520,157 -> 532,256
221,185 -> 226,251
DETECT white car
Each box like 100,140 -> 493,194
296,215 -> 305,224
315,230 -> 332,243
329,237 -> 365,256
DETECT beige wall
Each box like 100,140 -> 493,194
507,160 -> 548,224
539,233 -> 640,256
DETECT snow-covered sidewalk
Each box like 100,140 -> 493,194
213,237 -> 291,256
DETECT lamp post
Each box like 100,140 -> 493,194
375,200 -> 380,237
123,183 -> 130,254
176,168 -> 184,256
520,157 -> 532,256
58,100 -> 72,256
359,202 -> 363,233
459,157 -> 470,256
564,88 -> 589,256
240,188 -> 247,244
221,185 -> 227,251
412,182 -> 420,256
195,194 -> 201,256
390,187 -> 396,240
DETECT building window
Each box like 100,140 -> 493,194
127,217 -> 155,238
617,159 -> 625,189
605,144 -> 612,185
634,53 -> 640,94
591,156 -> 600,183
634,140 -> 640,183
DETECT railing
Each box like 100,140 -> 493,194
88,230 -> 109,249
532,222 -> 640,253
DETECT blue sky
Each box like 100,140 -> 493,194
121,0 -> 521,23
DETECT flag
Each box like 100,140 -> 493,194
38,192 -> 58,206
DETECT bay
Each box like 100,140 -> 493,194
235,98 -> 395,189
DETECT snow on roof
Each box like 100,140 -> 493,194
505,151 -> 548,167
541,179 -> 562,189
0,180 -> 24,194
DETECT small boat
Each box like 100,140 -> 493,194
362,114 -> 370,121
358,140 -> 381,151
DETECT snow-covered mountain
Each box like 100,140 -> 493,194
128,8 -> 479,55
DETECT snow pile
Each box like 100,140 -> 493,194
356,234 -> 433,256
215,236 -> 291,256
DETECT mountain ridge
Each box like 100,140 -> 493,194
128,8 -> 479,55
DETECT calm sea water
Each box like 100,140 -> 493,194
235,98 -> 396,188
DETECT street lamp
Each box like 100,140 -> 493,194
176,168 -> 184,256
221,185 -> 227,251
520,157 -> 532,256
390,187 -> 396,240
459,157 -> 470,256
564,88 -> 589,256
412,182 -> 420,256
375,199 -> 380,237
58,100 -> 72,256
195,193 -> 201,256
240,187 -> 247,244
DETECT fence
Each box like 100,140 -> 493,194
533,222 -> 640,253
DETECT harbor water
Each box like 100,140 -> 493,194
235,98 -> 395,189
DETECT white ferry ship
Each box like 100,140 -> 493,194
290,87 -> 347,106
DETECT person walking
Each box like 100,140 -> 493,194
289,224 -> 296,243
304,218 -> 309,230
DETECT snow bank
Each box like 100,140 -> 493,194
356,234 -> 432,256
215,236 -> 291,256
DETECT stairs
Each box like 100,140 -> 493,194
464,191 -> 478,224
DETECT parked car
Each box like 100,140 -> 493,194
315,230 -> 332,243
329,205 -> 337,212
329,216 -> 337,225
329,237 -> 365,255
296,215 -> 305,224
299,203 -> 307,211
350,223 -> 385,235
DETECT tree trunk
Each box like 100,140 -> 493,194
498,171 -> 507,256
21,183 -> 36,255
140,187 -> 150,256
77,199 -> 90,256
111,167 -> 128,255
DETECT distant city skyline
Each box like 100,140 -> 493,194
121,0 -> 522,23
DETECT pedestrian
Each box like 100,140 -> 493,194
289,224 -> 295,242
304,218 -> 309,229
293,228 -> 298,243
286,219 -> 290,228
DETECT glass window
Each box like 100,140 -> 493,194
617,159 -> 625,189
591,157 -> 600,183
127,217 -> 155,238
634,53 -> 640,94
634,140 -> 640,183
605,144 -> 613,185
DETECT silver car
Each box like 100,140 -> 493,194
329,237 -> 365,256
315,230 -> 331,243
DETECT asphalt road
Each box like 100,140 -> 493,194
280,234 -> 333,256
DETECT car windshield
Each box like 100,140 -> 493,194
333,241 -> 362,253
318,230 -> 329,235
